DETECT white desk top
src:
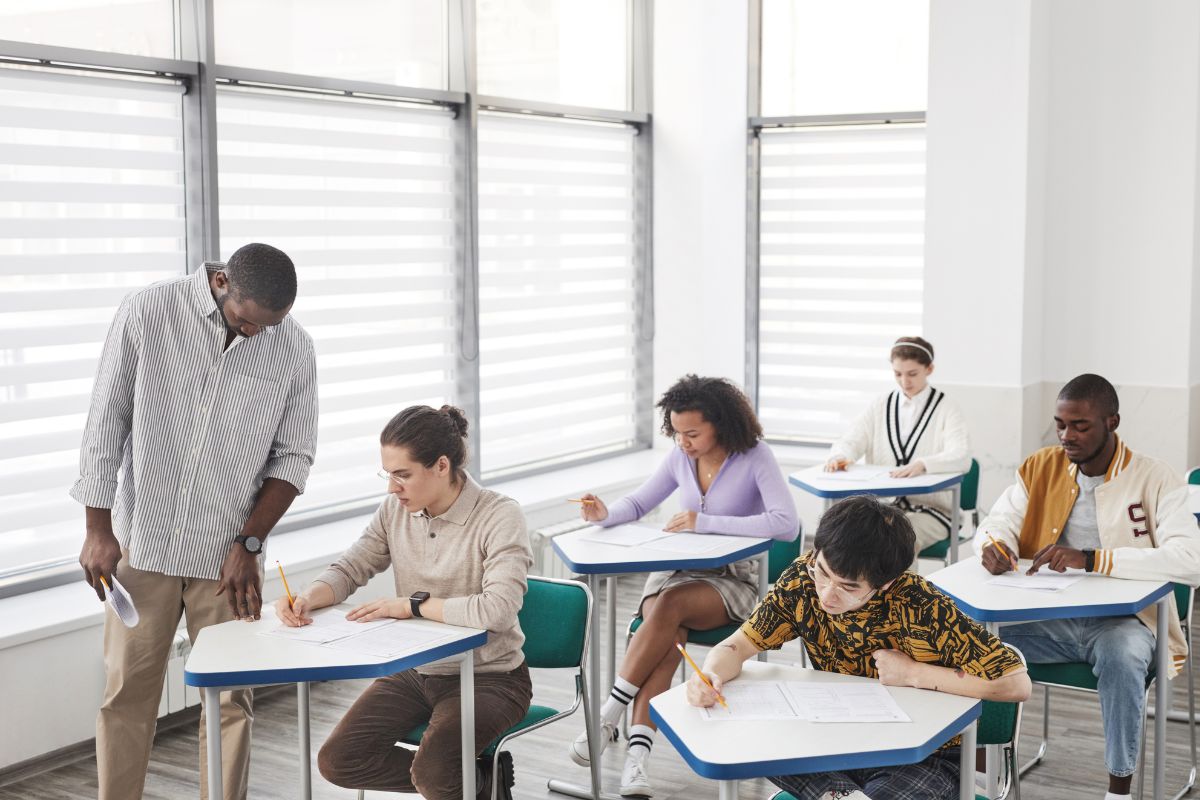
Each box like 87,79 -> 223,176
649,661 -> 980,780
788,465 -> 964,499
552,528 -> 772,576
184,609 -> 486,688
927,556 -> 1172,623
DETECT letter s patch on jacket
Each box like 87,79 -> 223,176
1128,503 -> 1149,537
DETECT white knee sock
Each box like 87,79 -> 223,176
600,676 -> 640,726
627,724 -> 655,762
1104,793 -> 1132,800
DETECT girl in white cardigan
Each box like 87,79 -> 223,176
825,336 -> 971,553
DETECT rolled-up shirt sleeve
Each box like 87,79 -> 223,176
70,295 -> 142,509
261,337 -> 318,494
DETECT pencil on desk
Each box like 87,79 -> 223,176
276,561 -> 295,610
985,534 -> 1019,572
675,642 -> 729,710
567,498 -> 595,505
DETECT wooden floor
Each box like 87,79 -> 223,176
2,575 -> 1197,800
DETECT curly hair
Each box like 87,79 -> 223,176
656,375 -> 763,454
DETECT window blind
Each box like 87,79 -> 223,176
217,88 -> 458,513
756,123 -> 926,441
477,112 -> 639,477
0,67 -> 186,574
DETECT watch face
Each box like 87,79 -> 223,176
244,536 -> 263,553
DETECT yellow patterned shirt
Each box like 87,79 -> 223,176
740,552 -> 1024,747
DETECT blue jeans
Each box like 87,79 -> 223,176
1000,616 -> 1156,777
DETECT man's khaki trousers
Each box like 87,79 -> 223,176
96,553 -> 254,800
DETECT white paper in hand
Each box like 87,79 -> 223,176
105,576 -> 140,628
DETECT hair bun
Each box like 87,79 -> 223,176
439,405 -> 470,437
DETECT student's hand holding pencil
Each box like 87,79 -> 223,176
684,668 -> 727,709
981,535 -> 1019,575
571,493 -> 608,522
274,594 -> 313,627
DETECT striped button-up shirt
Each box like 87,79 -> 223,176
71,267 -> 318,580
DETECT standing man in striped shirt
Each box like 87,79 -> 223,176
71,243 -> 319,800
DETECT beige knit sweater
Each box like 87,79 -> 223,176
313,476 -> 532,674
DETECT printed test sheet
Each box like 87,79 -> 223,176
986,569 -> 1086,593
701,681 -> 911,723
575,523 -> 672,548
259,607 -> 396,645
641,532 -> 727,555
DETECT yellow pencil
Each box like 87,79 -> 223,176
985,534 -> 1019,572
567,498 -> 596,505
276,561 -> 295,610
99,575 -> 111,592
675,642 -> 729,710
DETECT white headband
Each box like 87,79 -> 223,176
892,340 -> 933,361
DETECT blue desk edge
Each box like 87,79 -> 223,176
184,630 -> 487,687
552,537 -> 773,575
789,473 -> 964,499
937,581 -> 1174,622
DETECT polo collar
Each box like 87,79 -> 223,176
425,475 -> 483,526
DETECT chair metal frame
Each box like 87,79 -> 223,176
355,575 -> 595,800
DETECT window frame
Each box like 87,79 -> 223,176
0,0 -> 654,598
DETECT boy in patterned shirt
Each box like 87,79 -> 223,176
686,495 -> 1031,800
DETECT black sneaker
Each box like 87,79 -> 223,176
476,751 -> 515,800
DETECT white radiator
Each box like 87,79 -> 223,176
530,517 -> 592,579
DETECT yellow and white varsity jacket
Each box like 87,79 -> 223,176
976,436 -> 1200,677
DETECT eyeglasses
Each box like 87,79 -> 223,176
377,469 -> 408,487
806,561 -> 876,604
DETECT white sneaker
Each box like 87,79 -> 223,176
568,721 -> 615,767
620,755 -> 653,798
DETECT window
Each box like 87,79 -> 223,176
477,113 -> 641,477
217,87 -> 458,513
0,0 -> 176,59
756,124 -> 926,441
752,1 -> 929,443
214,0 -> 448,89
760,0 -> 929,117
0,67 -> 186,576
476,0 -> 628,109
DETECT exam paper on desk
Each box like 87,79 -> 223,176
985,569 -> 1086,593
700,681 -> 911,723
259,607 -> 396,645
575,523 -> 672,548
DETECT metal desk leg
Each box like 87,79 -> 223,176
461,654 -> 476,800
297,682 -> 311,800
606,576 -> 618,693
756,550 -> 770,662
204,687 -> 222,800
1155,595 -> 1169,800
960,719 -> 977,800
718,779 -> 738,800
950,484 -> 962,564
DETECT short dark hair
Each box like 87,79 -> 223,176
1058,373 -> 1119,417
891,335 -> 934,367
812,495 -> 914,588
226,243 -> 297,312
657,375 -> 763,454
380,405 -> 470,484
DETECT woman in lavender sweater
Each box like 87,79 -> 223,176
567,375 -> 799,798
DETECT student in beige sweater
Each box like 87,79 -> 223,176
273,405 -> 533,800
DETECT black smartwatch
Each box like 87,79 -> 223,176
410,591 -> 431,618
1082,548 -> 1096,573
234,535 -> 263,554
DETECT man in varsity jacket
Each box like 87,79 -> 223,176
977,373 -> 1200,800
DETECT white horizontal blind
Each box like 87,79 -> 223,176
757,124 -> 926,441
0,67 -> 186,574
218,88 -> 458,512
478,113 -> 639,477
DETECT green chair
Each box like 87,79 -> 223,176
918,458 -> 981,564
1187,466 -> 1200,485
1021,584 -> 1195,800
766,644 -> 1027,800
354,576 -> 594,800
620,531 -> 804,739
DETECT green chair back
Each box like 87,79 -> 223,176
1175,583 -> 1193,624
977,698 -> 1018,746
1187,467 -> 1200,485
961,458 -> 980,511
767,525 -> 804,584
519,577 -> 589,670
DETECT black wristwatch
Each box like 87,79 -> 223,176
1082,548 -> 1096,573
234,535 -> 263,554
410,591 -> 431,618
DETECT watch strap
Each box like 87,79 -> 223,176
1083,548 -> 1096,573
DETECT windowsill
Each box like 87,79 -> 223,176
0,449 -> 665,652
0,445 -> 826,653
